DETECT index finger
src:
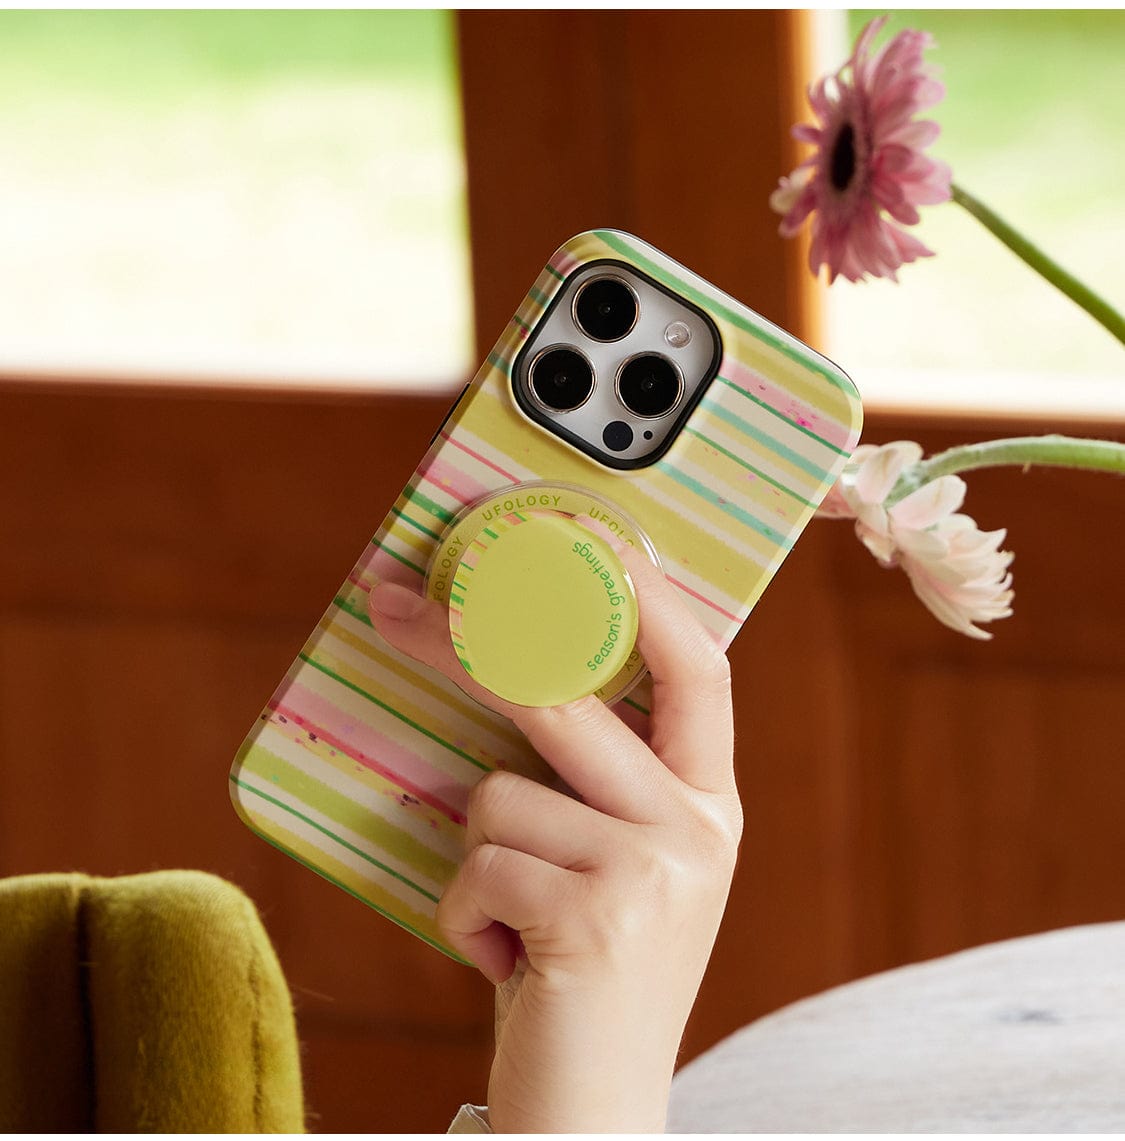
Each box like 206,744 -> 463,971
579,517 -> 736,796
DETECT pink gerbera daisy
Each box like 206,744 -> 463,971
770,16 -> 952,283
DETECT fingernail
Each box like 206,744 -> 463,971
369,581 -> 425,621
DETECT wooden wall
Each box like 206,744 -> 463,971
1,382 -> 1121,1130
2,11 -> 1122,1133
457,10 -> 820,363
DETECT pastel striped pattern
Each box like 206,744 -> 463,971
231,230 -> 862,959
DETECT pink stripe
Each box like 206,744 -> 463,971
438,431 -> 521,482
274,685 -> 471,825
348,545 -> 425,589
550,250 -> 583,276
666,573 -> 740,624
415,454 -> 495,509
721,356 -> 854,451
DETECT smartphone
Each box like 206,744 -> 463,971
230,230 -> 862,960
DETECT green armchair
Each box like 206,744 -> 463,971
0,870 -> 304,1132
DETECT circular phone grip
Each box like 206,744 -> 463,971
425,482 -> 657,707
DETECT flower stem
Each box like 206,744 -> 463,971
887,435 -> 1125,504
951,183 -> 1125,347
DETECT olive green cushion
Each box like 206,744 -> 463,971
0,870 -> 304,1132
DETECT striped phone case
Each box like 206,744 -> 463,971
230,230 -> 863,960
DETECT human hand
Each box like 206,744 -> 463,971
369,521 -> 742,1133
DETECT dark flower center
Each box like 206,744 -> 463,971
829,122 -> 857,191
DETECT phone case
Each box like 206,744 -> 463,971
230,229 -> 862,960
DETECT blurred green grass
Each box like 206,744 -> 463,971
850,9 -> 1123,187
0,10 -> 471,383
836,10 -> 1124,380
0,10 -> 1119,385
0,10 -> 455,94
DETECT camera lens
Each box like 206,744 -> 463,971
528,346 -> 594,411
573,276 -> 638,342
617,354 -> 682,418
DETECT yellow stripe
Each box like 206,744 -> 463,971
721,322 -> 859,430
463,382 -> 820,540
378,522 -> 431,563
645,465 -> 782,566
306,641 -> 549,782
674,431 -> 813,531
691,407 -> 826,502
238,732 -> 464,869
241,809 -> 449,951
295,655 -> 482,782
321,611 -> 530,755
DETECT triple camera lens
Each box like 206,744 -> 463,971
573,276 -> 637,342
618,354 -> 682,418
527,273 -> 682,422
529,347 -> 594,411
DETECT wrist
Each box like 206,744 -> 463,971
489,1001 -> 680,1133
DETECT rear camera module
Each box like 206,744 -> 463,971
528,346 -> 594,411
573,276 -> 639,342
617,354 -> 682,418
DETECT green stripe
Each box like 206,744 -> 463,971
240,747 -> 458,887
233,776 -> 440,903
714,374 -> 850,457
375,544 -> 426,577
487,350 -> 513,376
483,525 -> 498,539
513,314 -> 532,333
390,504 -> 443,542
594,229 -> 853,395
401,484 -> 457,525
334,593 -> 372,626
621,694 -> 651,717
450,591 -> 464,606
700,397 -> 831,483
233,783 -> 468,964
656,462 -> 793,549
297,652 -> 490,772
682,426 -> 813,508
545,264 -> 566,282
528,286 -> 552,307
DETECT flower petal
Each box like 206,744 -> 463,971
853,440 -> 923,505
770,16 -> 949,284
896,507 -> 1015,639
904,559 -> 997,639
770,166 -> 814,217
889,474 -> 966,530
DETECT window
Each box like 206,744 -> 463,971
0,11 -> 472,389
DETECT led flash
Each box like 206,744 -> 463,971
664,320 -> 692,349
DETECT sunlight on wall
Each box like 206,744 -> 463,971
0,11 -> 473,389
